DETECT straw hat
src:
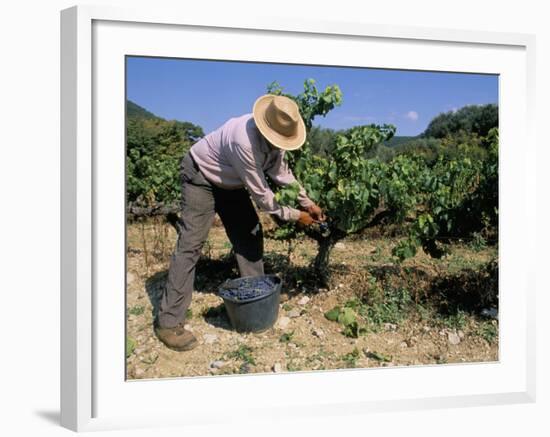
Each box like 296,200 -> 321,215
253,94 -> 306,151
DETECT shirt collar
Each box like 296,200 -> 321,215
254,122 -> 276,154
250,113 -> 284,157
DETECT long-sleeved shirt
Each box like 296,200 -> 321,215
189,113 -> 314,221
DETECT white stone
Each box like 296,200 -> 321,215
287,309 -> 301,318
335,242 -> 346,249
298,296 -> 310,305
203,334 -> 218,345
312,328 -> 325,338
277,316 -> 291,329
273,363 -> 283,373
209,360 -> 226,369
448,332 -> 461,345
127,272 -> 136,284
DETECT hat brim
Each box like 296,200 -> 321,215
252,95 -> 306,151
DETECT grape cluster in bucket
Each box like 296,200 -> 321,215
219,276 -> 276,301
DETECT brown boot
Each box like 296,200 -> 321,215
154,321 -> 198,352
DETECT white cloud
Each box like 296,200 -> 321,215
405,111 -> 419,121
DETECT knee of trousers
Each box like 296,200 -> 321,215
233,223 -> 263,261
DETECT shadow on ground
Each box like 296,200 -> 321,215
34,410 -> 59,426
144,252 -> 331,325
144,254 -> 239,321
144,252 -> 326,306
365,259 -> 498,317
144,252 -> 498,324
428,259 -> 498,315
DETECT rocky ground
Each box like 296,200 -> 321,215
125,217 -> 498,380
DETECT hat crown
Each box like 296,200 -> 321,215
253,93 -> 306,150
265,96 -> 300,137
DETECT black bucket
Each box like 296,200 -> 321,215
218,275 -> 282,333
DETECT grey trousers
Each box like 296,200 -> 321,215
157,151 -> 265,328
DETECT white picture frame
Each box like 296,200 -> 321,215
60,5 -> 537,432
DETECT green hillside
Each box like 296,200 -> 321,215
126,100 -> 204,206
384,136 -> 418,147
126,100 -> 160,120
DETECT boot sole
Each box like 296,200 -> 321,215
158,337 -> 198,352
164,340 -> 198,352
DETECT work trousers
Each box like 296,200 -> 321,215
157,151 -> 264,328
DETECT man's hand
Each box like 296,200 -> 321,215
306,204 -> 326,222
298,211 -> 315,226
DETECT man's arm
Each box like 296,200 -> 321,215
226,142 -> 302,222
265,151 -> 315,209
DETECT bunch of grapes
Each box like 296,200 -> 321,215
318,222 -> 330,237
219,276 -> 276,301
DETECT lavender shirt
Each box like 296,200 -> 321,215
189,114 -> 314,221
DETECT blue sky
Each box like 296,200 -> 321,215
126,57 -> 498,136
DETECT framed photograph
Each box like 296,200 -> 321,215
61,5 -> 536,432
